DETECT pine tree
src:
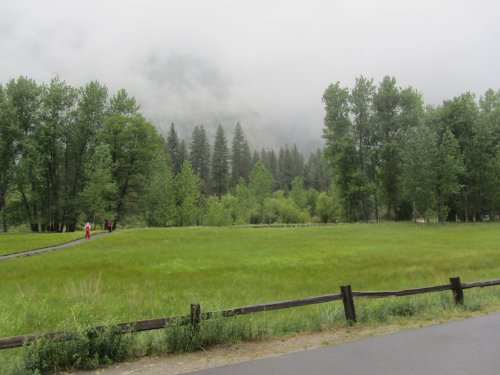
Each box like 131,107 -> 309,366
179,140 -> 188,168
230,122 -> 251,187
190,125 -> 211,194
166,123 -> 182,175
211,125 -> 229,197
278,147 -> 294,191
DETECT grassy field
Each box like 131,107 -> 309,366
1,223 -> 500,373
1,223 -> 500,339
0,232 -> 89,255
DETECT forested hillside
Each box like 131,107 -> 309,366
0,76 -> 498,231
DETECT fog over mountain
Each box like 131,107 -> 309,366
1,0 -> 499,155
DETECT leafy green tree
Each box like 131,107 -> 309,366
204,196 -> 232,226
438,93 -> 479,221
233,178 -> 254,223
63,80 -> 108,231
350,76 -> 376,220
322,82 -> 351,141
322,82 -> 361,221
289,177 -> 307,210
100,114 -> 164,225
434,129 -> 463,222
478,89 -> 500,217
142,149 -> 175,227
373,76 -> 401,219
262,194 -> 308,224
249,162 -> 274,205
401,126 -> 437,222
0,84 -> 19,231
107,88 -> 139,116
211,125 -> 229,197
316,191 -> 335,223
79,144 -> 117,227
329,136 -> 365,222
5,77 -> 44,231
174,161 -> 201,226
37,77 -> 79,231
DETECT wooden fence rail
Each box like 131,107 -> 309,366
1,276 -> 499,350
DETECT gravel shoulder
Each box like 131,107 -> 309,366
74,318 -> 455,375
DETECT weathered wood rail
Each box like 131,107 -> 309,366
1,276 -> 499,350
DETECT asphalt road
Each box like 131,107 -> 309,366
188,312 -> 500,375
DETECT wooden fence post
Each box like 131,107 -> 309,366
340,285 -> 356,325
190,303 -> 201,331
449,277 -> 464,305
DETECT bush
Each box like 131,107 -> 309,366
263,197 -> 309,224
21,325 -> 133,374
204,196 -> 233,226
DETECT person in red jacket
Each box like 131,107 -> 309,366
85,222 -> 91,239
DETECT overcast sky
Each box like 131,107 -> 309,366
1,0 -> 499,152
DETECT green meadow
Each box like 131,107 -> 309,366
0,232 -> 87,256
1,223 -> 500,340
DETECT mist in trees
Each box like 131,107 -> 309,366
0,75 -> 498,231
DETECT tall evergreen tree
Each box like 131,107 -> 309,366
267,149 -> 279,189
278,147 -> 295,191
211,125 -> 229,197
166,123 -> 182,175
179,140 -> 188,168
290,144 -> 304,179
190,125 -> 211,194
230,122 -> 251,187
304,148 -> 328,191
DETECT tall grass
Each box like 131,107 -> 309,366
1,223 -> 500,373
0,232 -> 86,255
3,288 -> 499,374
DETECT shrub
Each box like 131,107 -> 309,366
204,196 -> 233,226
21,325 -> 133,374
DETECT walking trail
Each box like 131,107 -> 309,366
0,231 -> 109,261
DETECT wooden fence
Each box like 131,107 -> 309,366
1,276 -> 499,350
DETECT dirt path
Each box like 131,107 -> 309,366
0,232 -> 109,261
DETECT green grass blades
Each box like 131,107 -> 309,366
1,223 -> 500,373
0,232 -> 88,255
1,223 -> 500,339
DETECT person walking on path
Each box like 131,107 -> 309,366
107,220 -> 113,233
85,222 -> 91,239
